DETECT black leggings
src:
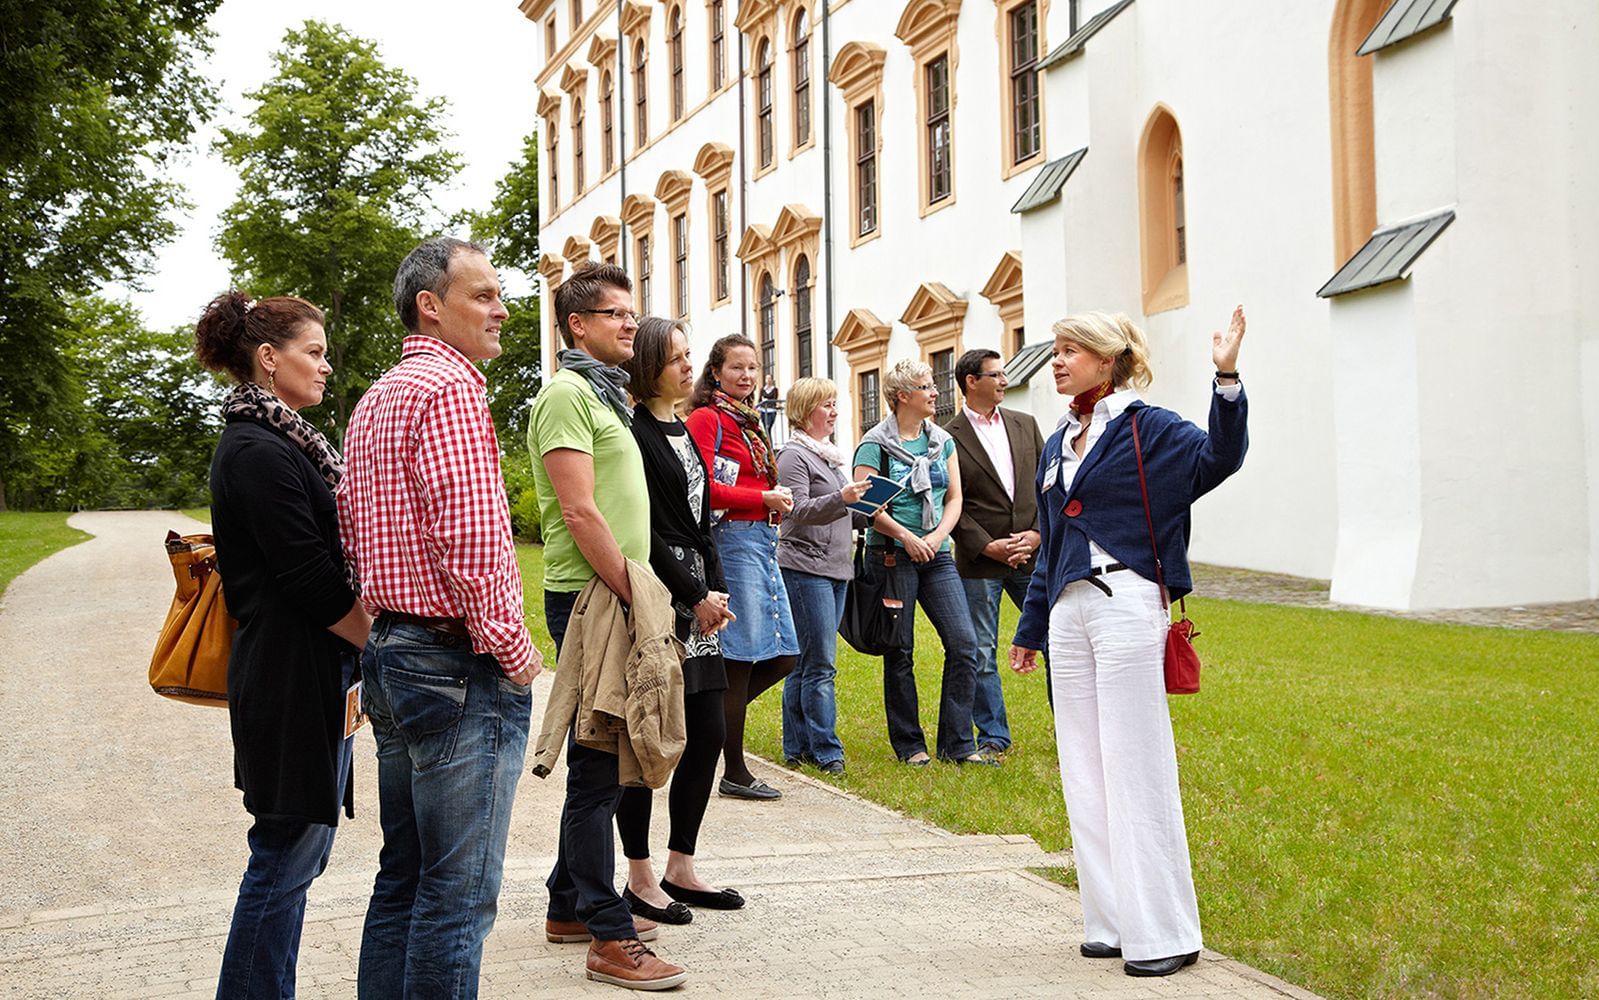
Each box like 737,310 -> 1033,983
617,688 -> 727,859
721,656 -> 795,786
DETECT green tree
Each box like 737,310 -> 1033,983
216,20 -> 460,437
6,297 -> 219,511
0,0 -> 220,508
470,129 -> 543,440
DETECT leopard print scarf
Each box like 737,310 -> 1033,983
222,381 -> 358,592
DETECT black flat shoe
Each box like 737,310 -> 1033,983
816,759 -> 845,775
718,777 -> 781,800
660,877 -> 745,910
1079,941 -> 1122,959
621,886 -> 692,925
1124,951 -> 1198,977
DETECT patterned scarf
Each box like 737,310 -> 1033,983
1070,381 -> 1116,417
712,389 -> 779,484
221,381 -> 358,592
789,430 -> 844,469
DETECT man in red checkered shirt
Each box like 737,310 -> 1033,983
338,237 -> 542,999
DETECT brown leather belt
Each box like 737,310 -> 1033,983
378,610 -> 469,637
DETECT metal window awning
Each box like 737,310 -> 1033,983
1011,147 -> 1088,214
1004,341 -> 1055,386
1357,0 -> 1461,55
1317,209 -> 1455,298
1038,0 -> 1136,70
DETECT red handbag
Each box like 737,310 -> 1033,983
1130,411 -> 1201,695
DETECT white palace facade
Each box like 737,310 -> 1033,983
524,0 -> 1599,612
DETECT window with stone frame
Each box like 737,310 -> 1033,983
1009,2 -> 1041,164
633,40 -> 649,148
931,348 -> 955,423
637,234 -> 652,312
673,213 -> 689,318
856,101 -> 878,236
859,369 -> 881,431
757,41 -> 774,169
759,274 -> 777,383
571,99 -> 585,194
547,119 -> 559,208
710,0 -> 726,90
793,255 -> 813,378
713,189 -> 731,302
926,55 -> 951,204
570,0 -> 583,26
600,72 -> 614,172
669,6 -> 686,122
792,10 -> 811,148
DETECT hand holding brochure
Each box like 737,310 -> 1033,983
847,473 -> 910,517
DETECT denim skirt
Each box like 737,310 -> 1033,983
712,519 -> 800,661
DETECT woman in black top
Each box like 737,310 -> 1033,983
615,317 -> 745,921
195,291 -> 373,999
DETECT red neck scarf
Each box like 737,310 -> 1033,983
1070,381 -> 1115,417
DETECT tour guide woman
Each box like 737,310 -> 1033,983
1009,307 -> 1248,978
196,291 -> 373,998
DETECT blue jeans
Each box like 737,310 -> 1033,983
960,567 -> 1037,751
874,548 -> 980,761
217,737 -> 351,1000
357,620 -> 532,1000
542,589 -> 636,941
780,569 -> 848,766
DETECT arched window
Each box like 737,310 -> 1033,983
792,10 -> 811,148
571,99 -> 585,195
600,71 -> 614,173
669,6 -> 686,123
633,40 -> 649,148
1329,0 -> 1386,264
1137,105 -> 1188,314
547,118 -> 559,208
757,41 -> 774,169
759,273 -> 777,382
793,255 -> 813,378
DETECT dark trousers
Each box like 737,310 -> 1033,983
615,688 -> 726,858
874,548 -> 980,761
542,589 -> 636,941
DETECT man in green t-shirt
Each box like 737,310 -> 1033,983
527,261 -> 684,991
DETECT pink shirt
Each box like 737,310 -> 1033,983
963,404 -> 1015,501
337,336 -> 532,675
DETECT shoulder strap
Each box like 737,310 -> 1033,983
713,411 -> 724,455
1130,411 -> 1172,612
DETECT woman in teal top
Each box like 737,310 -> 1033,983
852,359 -> 991,767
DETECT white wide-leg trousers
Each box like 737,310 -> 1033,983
1047,573 -> 1203,961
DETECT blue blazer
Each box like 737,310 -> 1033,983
1012,387 -> 1248,652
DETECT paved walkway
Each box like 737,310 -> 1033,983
0,512 -> 1318,999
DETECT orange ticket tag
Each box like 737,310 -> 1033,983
344,681 -> 367,738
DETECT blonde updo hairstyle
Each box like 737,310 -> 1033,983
786,376 -> 838,431
882,358 -> 934,414
1049,311 -> 1153,391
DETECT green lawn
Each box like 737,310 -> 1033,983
0,512 -> 92,598
179,507 -> 210,524
440,540 -> 1599,998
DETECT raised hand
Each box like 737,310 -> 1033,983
1213,304 -> 1246,374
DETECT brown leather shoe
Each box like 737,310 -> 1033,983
545,916 -> 658,943
586,937 -> 687,990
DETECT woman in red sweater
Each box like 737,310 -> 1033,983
685,335 -> 798,802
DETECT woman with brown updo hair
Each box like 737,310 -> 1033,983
195,290 -> 372,999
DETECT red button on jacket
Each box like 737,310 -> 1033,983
1064,499 -> 1082,517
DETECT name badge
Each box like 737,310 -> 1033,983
1042,459 -> 1060,492
344,681 -> 367,738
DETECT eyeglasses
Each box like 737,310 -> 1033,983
579,308 -> 641,323
910,383 -> 936,392
972,371 -> 1007,381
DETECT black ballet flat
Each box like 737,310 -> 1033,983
621,886 -> 693,925
1079,941 -> 1122,959
660,877 -> 746,910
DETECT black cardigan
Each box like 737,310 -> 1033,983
209,415 -> 360,826
630,402 -> 726,604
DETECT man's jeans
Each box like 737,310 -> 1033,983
357,619 -> 532,1000
874,548 -> 980,761
780,569 -> 848,766
217,738 -> 350,1000
960,566 -> 1036,751
542,589 -> 636,941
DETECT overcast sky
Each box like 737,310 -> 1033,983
108,0 -> 539,331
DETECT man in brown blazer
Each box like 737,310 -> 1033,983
947,348 -> 1045,758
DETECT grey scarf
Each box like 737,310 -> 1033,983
861,416 -> 952,530
557,348 -> 632,426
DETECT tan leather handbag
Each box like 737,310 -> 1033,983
149,530 -> 236,706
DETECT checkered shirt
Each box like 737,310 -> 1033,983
337,335 -> 532,675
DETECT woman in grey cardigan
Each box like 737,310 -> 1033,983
776,378 -> 871,774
